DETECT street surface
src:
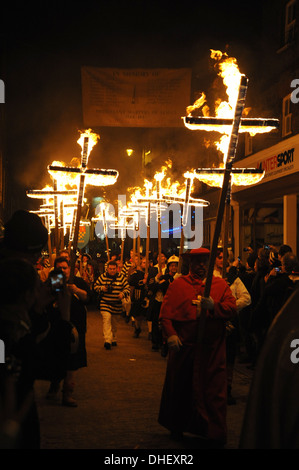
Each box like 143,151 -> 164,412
35,307 -> 253,451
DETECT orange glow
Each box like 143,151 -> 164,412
185,50 -> 275,164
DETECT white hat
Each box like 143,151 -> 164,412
167,255 -> 180,265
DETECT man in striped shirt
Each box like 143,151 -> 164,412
94,260 -> 130,350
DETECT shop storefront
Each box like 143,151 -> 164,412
231,134 -> 299,258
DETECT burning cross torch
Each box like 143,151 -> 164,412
161,172 -> 209,273
48,129 -> 119,281
134,171 -> 168,274
183,64 -> 279,343
27,188 -> 78,263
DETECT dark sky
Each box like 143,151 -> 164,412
1,0 -> 264,212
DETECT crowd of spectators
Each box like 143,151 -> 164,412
1,208 -> 299,448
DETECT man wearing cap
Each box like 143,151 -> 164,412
158,247 -> 237,446
46,256 -> 91,407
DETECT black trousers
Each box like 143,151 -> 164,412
151,300 -> 163,347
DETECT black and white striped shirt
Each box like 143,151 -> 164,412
94,272 -> 130,315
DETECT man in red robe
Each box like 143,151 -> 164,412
158,248 -> 237,446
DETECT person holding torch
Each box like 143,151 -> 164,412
158,248 -> 237,447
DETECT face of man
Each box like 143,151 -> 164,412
215,252 -> 223,271
189,255 -> 209,279
140,258 -> 146,270
55,261 -> 70,281
158,254 -> 167,265
168,262 -> 178,275
107,264 -> 117,277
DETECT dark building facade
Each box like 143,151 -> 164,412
198,0 -> 299,258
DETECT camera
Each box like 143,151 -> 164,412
49,269 -> 65,294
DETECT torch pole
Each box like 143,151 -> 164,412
157,180 -> 162,274
120,238 -> 125,267
48,233 -> 53,267
132,228 -> 136,263
136,213 -> 140,268
105,229 -> 110,262
69,173 -> 85,282
198,75 -> 249,344
145,203 -> 150,276
178,226 -> 185,275
60,200 -> 65,252
137,234 -> 141,267
222,182 -> 231,279
53,180 -> 60,257
178,177 -> 192,274
69,136 -> 89,283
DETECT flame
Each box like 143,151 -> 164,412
77,128 -> 100,160
211,50 -> 241,116
185,50 -> 274,166
48,161 -> 78,189
194,169 -> 265,188
186,93 -> 208,116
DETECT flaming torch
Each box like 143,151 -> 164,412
183,50 -> 279,344
27,187 -> 78,262
161,171 -> 209,273
48,129 -> 119,281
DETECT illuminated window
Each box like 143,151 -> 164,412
282,95 -> 292,137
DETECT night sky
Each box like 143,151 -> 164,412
1,0 -> 264,213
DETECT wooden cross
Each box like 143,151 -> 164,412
161,174 -> 209,273
27,188 -> 78,256
47,132 -> 119,281
183,74 -> 278,344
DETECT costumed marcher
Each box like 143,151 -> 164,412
121,250 -> 135,323
239,283 -> 299,449
94,260 -> 130,349
246,249 -> 270,368
147,252 -> 168,351
158,255 -> 181,357
79,253 -> 94,290
238,252 -> 257,364
158,248 -> 237,446
129,256 -> 148,338
46,256 -> 91,407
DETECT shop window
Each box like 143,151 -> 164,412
282,95 -> 292,137
285,0 -> 296,44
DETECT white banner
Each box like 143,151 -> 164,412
81,67 -> 192,128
